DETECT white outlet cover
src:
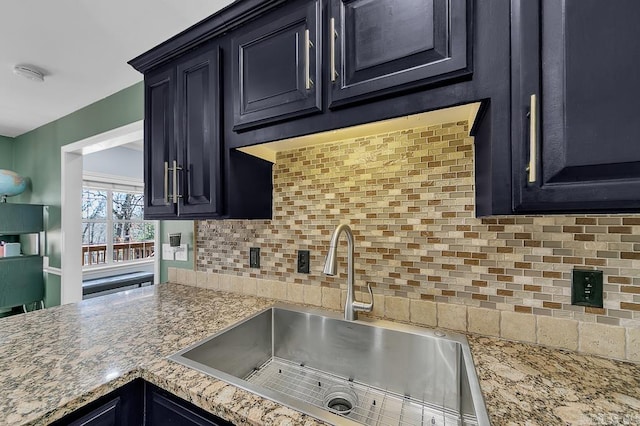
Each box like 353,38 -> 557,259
175,244 -> 188,262
162,244 -> 174,261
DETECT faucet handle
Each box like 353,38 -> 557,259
353,283 -> 374,313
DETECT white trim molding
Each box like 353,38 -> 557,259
60,120 -> 146,305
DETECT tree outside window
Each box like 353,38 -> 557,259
82,187 -> 155,266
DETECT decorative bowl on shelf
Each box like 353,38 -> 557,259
0,169 -> 28,202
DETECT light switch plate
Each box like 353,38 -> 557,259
175,244 -> 188,262
162,244 -> 174,261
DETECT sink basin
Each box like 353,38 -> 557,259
170,304 -> 489,425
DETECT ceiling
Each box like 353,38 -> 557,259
0,0 -> 234,138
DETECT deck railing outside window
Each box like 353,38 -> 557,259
82,241 -> 154,266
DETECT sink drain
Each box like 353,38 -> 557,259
328,397 -> 352,412
324,385 -> 358,416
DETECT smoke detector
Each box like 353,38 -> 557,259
13,65 -> 45,82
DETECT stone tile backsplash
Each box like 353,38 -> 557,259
194,120 -> 640,360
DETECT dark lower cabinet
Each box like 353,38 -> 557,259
146,382 -> 232,426
66,398 -> 120,426
328,0 -> 471,108
512,0 -> 640,212
51,379 -> 143,426
52,380 -> 233,426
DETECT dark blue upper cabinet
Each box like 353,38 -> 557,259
232,0 -> 321,131
177,47 -> 223,217
328,0 -> 471,108
144,45 -> 224,220
512,0 -> 640,213
144,66 -> 176,219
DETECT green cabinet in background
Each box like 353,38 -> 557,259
0,203 -> 45,310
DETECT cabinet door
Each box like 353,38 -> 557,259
146,382 -> 232,426
513,0 -> 640,212
144,67 -> 177,219
176,46 -> 223,218
66,398 -> 120,426
232,0 -> 321,131
329,0 -> 471,108
51,379 -> 143,426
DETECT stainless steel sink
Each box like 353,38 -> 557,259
170,305 -> 490,425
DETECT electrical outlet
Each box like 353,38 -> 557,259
249,247 -> 260,268
572,269 -> 603,308
297,250 -> 310,274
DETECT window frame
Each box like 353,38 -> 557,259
82,173 -> 155,270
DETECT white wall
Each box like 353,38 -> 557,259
83,146 -> 143,180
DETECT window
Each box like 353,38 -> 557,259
82,186 -> 155,267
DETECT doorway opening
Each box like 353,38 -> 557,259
60,121 -> 159,304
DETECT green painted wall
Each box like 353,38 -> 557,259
160,221 -> 195,283
0,135 -> 14,169
10,82 -> 193,306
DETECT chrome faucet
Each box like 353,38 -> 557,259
322,224 -> 373,321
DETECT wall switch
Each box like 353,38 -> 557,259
250,247 -> 260,268
297,250 -> 310,274
572,269 -> 603,308
162,244 -> 174,260
174,244 -> 188,262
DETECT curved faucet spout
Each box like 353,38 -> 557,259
322,224 -> 373,321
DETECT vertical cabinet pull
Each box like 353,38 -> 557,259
528,94 -> 538,183
172,160 -> 183,204
163,161 -> 169,203
330,18 -> 338,82
304,29 -> 314,89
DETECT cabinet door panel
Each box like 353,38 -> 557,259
513,0 -> 640,212
144,68 -> 176,218
177,46 -> 223,217
67,398 -> 119,426
232,0 -> 321,130
51,379 -> 143,426
329,0 -> 470,108
146,383 -> 232,426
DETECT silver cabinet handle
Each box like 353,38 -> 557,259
304,29 -> 314,90
528,94 -> 538,183
163,161 -> 169,203
330,18 -> 338,82
172,160 -> 183,204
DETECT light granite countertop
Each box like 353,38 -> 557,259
1,283 -> 639,425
